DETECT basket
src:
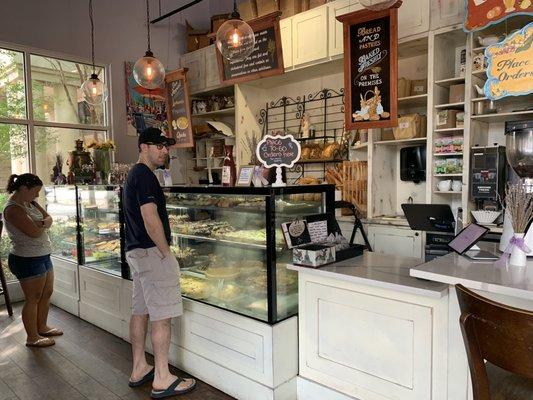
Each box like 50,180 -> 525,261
471,210 -> 501,224
341,161 -> 367,215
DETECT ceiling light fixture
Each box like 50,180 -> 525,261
133,0 -> 166,89
215,0 -> 255,62
81,0 -> 108,105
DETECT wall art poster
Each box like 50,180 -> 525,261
125,61 -> 168,137
464,0 -> 533,32
484,22 -> 533,100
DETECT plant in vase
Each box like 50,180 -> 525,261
87,140 -> 115,183
498,180 -> 533,267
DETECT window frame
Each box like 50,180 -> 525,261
0,40 -> 113,173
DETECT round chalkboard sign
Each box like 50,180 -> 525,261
256,134 -> 301,168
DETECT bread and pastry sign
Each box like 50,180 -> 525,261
484,22 -> 533,100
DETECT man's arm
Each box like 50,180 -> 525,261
140,202 -> 170,257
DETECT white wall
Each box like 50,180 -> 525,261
0,0 -> 232,163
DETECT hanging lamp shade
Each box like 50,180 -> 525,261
215,0 -> 255,62
134,0 -> 165,89
81,0 -> 108,105
360,0 -> 400,10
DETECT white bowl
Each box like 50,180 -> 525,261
471,210 -> 501,224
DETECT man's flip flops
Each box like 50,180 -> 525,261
128,367 -> 155,388
150,377 -> 197,398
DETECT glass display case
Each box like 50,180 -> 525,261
45,185 -> 79,264
78,185 -> 123,276
163,185 -> 335,324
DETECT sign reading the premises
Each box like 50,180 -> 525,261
165,68 -> 194,148
256,134 -> 301,168
464,0 -> 533,32
217,12 -> 284,85
337,2 -> 401,130
484,22 -> 533,100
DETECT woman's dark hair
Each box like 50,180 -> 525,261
6,173 -> 43,193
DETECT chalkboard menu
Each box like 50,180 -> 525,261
256,134 -> 301,168
165,68 -> 193,148
217,12 -> 284,85
337,3 -> 400,130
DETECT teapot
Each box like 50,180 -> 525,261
437,180 -> 452,191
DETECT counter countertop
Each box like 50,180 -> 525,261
288,252 -> 448,298
410,253 -> 533,301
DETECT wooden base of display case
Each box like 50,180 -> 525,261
50,257 -> 80,316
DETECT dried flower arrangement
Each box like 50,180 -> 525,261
86,140 -> 116,150
503,180 -> 533,233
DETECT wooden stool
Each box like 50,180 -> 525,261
0,220 -> 13,316
455,284 -> 533,400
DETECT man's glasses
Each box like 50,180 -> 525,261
145,142 -> 168,150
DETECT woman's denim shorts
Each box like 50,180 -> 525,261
8,253 -> 53,281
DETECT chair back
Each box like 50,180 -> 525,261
455,284 -> 533,399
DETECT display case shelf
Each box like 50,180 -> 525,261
470,110 -> 533,123
398,94 -> 427,108
374,137 -> 427,145
433,152 -> 463,157
434,77 -> 465,87
434,102 -> 465,109
433,173 -> 463,177
191,107 -> 235,118
434,127 -> 464,133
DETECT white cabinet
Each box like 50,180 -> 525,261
181,48 -> 206,93
430,0 -> 464,30
328,0 -> 352,58
280,18 -> 293,68
292,5 -> 329,67
398,0 -> 430,39
51,258 -> 79,316
368,225 -> 423,259
204,45 -> 221,89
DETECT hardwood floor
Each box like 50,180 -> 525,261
0,303 -> 235,400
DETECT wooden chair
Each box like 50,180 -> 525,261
455,284 -> 533,400
0,220 -> 13,316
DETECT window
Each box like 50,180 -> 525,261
0,44 -> 110,281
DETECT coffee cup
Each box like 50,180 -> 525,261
452,180 -> 462,192
437,180 -> 452,191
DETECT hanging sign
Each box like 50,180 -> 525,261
464,0 -> 533,32
256,134 -> 301,187
165,68 -> 194,148
484,23 -> 533,100
216,12 -> 284,85
337,2 -> 401,130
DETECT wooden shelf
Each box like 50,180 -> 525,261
296,159 -> 345,164
398,94 -> 427,108
433,191 -> 462,194
191,108 -> 235,118
435,77 -> 465,87
472,69 -> 487,77
471,97 -> 487,102
472,46 -> 487,52
471,110 -> 533,123
434,173 -> 463,177
434,102 -> 465,109
433,152 -> 463,157
434,127 -> 464,133
374,137 -> 427,145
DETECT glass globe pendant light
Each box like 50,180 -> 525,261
216,0 -> 255,62
81,0 -> 108,105
133,0 -> 165,89
360,0 -> 400,10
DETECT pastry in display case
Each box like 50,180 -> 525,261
161,185 -> 334,324
44,185 -> 79,263
78,185 -> 123,275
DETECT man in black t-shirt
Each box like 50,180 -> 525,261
123,128 -> 196,397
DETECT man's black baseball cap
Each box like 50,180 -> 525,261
138,127 -> 176,147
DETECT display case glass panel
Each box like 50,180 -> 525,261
78,185 -> 122,275
45,185 -> 79,263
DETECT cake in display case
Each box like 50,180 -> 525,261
163,185 -> 335,324
45,185 -> 79,263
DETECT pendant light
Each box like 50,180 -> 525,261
215,0 -> 255,62
133,0 -> 166,89
81,0 -> 108,105
360,0 -> 400,10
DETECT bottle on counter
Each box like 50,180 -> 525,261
222,144 -> 236,186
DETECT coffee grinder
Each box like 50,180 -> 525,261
499,120 -> 533,253
470,145 -> 507,211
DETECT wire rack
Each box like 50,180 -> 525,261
258,88 -> 348,182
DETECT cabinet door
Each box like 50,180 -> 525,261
204,45 -> 221,89
181,49 -> 205,93
280,17 -> 293,69
292,6 -> 329,67
430,0 -> 464,30
398,0 -> 430,39
368,225 -> 422,258
328,0 -> 352,58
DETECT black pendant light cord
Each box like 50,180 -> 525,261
89,0 -> 96,73
231,0 -> 240,19
146,0 -> 152,54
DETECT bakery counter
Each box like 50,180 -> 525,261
290,252 -> 449,400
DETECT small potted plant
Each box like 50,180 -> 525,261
87,140 -> 115,184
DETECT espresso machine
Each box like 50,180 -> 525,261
470,145 -> 507,211
500,120 -> 533,253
